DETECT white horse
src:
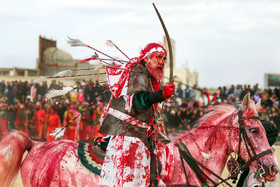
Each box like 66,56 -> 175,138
0,94 -> 278,186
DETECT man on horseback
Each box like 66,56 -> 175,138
98,43 -> 175,186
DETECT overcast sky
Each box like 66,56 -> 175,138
1,0 -> 280,88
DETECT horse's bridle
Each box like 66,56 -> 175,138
229,109 -> 272,184
176,109 -> 273,187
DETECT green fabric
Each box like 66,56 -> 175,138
201,183 -> 209,187
133,91 -> 152,110
78,142 -> 102,175
179,141 -> 208,186
93,137 -> 110,151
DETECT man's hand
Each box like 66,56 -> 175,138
162,82 -> 175,99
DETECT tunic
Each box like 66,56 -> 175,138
99,58 -> 174,186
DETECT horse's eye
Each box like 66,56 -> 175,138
250,128 -> 259,134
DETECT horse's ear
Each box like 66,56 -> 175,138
255,99 -> 261,112
242,93 -> 251,112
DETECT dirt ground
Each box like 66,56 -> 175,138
13,146 -> 280,187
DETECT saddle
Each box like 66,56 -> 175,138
77,137 -> 109,175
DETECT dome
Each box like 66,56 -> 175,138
43,47 -> 73,63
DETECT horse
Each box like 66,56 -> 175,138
0,94 -> 278,186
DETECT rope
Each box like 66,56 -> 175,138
107,40 -> 130,60
86,44 -> 126,65
45,72 -> 107,79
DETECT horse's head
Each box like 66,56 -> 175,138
229,93 -> 279,182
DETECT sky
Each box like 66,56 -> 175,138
1,0 -> 280,89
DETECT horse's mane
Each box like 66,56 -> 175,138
172,104 -> 239,152
196,104 -> 237,129
192,104 -> 237,152
172,104 -> 237,140
173,100 -> 259,151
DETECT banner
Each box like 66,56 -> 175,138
264,74 -> 280,88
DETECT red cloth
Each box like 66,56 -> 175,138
100,44 -> 171,187
92,110 -> 103,138
35,109 -> 46,132
106,57 -> 140,98
15,108 -> 29,135
0,120 -> 7,139
64,112 -> 76,141
77,91 -> 85,103
64,109 -> 80,141
47,109 -> 60,141
79,112 -> 90,140
106,43 -> 166,99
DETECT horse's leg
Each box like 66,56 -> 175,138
0,130 -> 34,186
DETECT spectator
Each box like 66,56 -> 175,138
15,104 -> 28,135
30,82 -> 37,103
7,84 -> 15,105
240,84 -> 248,100
69,89 -> 78,103
220,86 -> 228,101
92,102 -> 105,138
49,80 -> 59,90
189,84 -> 198,102
0,80 -> 5,96
79,103 -> 91,140
83,80 -> 90,102
5,104 -> 16,130
0,79 -> 278,146
175,83 -> 184,99
270,107 -> 280,133
234,84 -> 242,102
0,104 -> 7,138
77,89 -> 85,104
55,102 -> 67,123
262,89 -> 273,108
64,104 -> 79,141
184,85 -> 191,99
34,103 -> 46,140
37,81 -> 48,99
25,101 -> 35,139
47,108 -> 61,141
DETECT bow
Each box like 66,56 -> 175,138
153,3 -> 173,83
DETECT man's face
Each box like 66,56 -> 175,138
145,51 -> 166,80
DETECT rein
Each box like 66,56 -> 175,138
177,109 -> 272,186
217,109 -> 272,186
235,110 -> 272,185
176,142 -> 233,187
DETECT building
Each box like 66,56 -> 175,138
38,36 -> 105,81
0,36 -> 106,85
0,36 -> 197,88
0,67 -> 38,83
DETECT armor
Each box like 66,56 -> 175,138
99,64 -> 158,146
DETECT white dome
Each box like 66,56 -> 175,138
43,47 -> 73,63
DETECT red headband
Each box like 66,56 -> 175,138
139,43 -> 166,61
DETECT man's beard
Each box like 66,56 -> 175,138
146,61 -> 164,80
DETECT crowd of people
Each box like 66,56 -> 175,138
0,79 -> 279,143
0,79 -> 110,141
167,83 -> 280,139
